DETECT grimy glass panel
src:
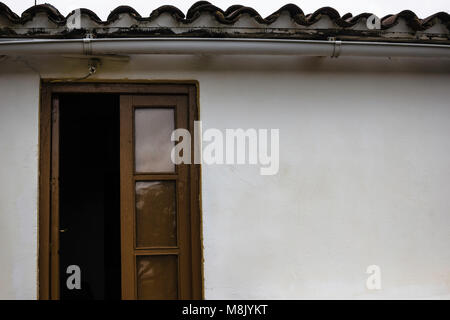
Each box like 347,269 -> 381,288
136,181 -> 177,247
135,108 -> 175,173
136,255 -> 178,300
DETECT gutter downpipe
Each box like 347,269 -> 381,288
0,38 -> 449,58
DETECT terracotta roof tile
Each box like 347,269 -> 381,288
0,1 -> 448,43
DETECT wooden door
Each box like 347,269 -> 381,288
120,95 -> 194,299
39,83 -> 202,300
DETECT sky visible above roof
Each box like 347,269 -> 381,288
2,0 -> 449,21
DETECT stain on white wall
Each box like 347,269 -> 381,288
0,55 -> 449,299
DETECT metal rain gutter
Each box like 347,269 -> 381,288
0,37 -> 449,58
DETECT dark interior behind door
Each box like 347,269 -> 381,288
58,94 -> 121,300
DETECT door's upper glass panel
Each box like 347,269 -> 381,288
135,108 -> 175,173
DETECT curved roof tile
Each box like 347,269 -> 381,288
107,6 -> 142,22
21,3 -> 65,24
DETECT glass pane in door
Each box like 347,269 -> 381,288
135,108 -> 175,173
136,255 -> 178,300
135,181 -> 177,247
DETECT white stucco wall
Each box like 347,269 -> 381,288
0,54 -> 449,299
0,65 -> 40,299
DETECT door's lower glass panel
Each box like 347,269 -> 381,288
135,181 -> 177,248
136,255 -> 178,300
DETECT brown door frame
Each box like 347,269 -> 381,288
38,81 -> 203,300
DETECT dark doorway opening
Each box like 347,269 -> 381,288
59,94 -> 121,300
